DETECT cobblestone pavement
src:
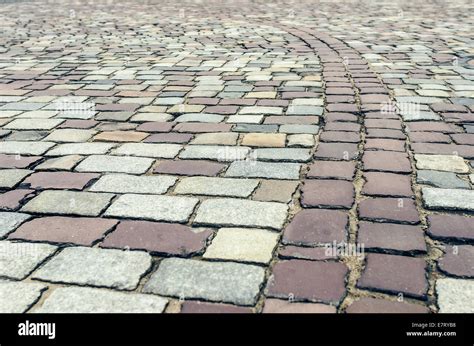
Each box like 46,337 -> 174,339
0,0 -> 473,313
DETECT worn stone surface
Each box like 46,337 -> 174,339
32,247 -> 152,290
415,154 -> 469,173
154,160 -> 225,176
23,171 -> 99,190
112,143 -> 182,158
416,170 -> 470,189
101,220 -> 212,256
225,161 -> 301,180
427,214 -> 474,242
104,194 -> 199,222
179,145 -> 250,161
358,221 -> 427,253
174,177 -> 258,197
422,187 -> 474,211
35,287 -> 168,313
253,180 -> 298,203
301,180 -> 354,208
266,260 -> 348,304
358,253 -> 428,298
438,245 -> 474,278
143,258 -> 265,306
21,190 -> 114,216
203,228 -> 279,264
0,281 -> 47,313
436,278 -> 474,313
75,155 -> 154,174
90,174 -> 176,194
0,241 -> 57,279
194,198 -> 288,230
283,209 -> 348,246
358,198 -> 420,224
9,217 -> 118,246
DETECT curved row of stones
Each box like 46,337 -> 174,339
1,0 -> 473,313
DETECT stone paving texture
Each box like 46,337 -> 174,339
0,0 -> 473,313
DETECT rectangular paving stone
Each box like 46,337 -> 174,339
0,241 -> 57,279
314,143 -> 359,161
415,154 -> 469,173
93,130 -> 148,142
21,190 -> 114,217
100,220 -> 212,256
233,124 -> 279,133
286,105 -> 323,116
179,145 -> 250,161
112,143 -> 182,158
363,151 -> 412,173
22,172 -> 99,190
239,106 -> 282,115
44,129 -> 95,142
416,170 -> 469,189
1,103 -> 45,111
75,155 -> 154,174
307,161 -> 356,180
283,209 -> 348,246
422,187 -> 474,211
0,169 -> 32,189
34,286 -> 168,313
253,180 -> 298,203
174,177 -> 258,197
90,174 -> 176,194
279,124 -> 320,134
225,161 -> 301,180
253,148 -> 312,162
143,258 -> 265,306
301,180 -> 354,208
9,216 -> 118,246
0,281 -> 47,313
438,245 -> 474,278
46,143 -> 115,156
0,141 -> 55,155
35,155 -> 83,171
358,221 -> 427,253
358,198 -> 420,224
357,253 -> 428,299
203,228 -> 278,264
436,278 -> 474,313
191,132 -> 238,145
194,198 -> 288,230
104,194 -> 198,223
241,133 -> 286,147
153,160 -> 225,176
175,113 -> 224,123
362,172 -> 413,197
427,214 -> 474,242
266,260 -> 348,304
4,118 -> 63,130
32,247 -> 152,290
